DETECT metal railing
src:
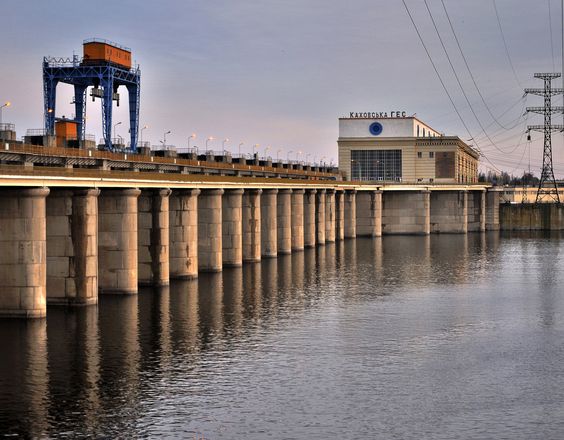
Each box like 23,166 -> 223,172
83,38 -> 131,52
26,128 -> 46,136
1,142 -> 340,179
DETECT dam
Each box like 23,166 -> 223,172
0,152 -> 496,318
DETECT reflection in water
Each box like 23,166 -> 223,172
0,233 -> 563,438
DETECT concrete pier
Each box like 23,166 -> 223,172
99,188 -> 141,294
356,190 -> 382,237
198,189 -> 224,272
277,189 -> 292,254
344,190 -> 357,238
430,190 -> 468,234
0,188 -> 49,318
325,189 -> 336,243
467,190 -> 485,232
382,190 -> 430,235
222,189 -> 244,267
316,189 -> 326,245
46,189 -> 99,306
335,190 -> 345,241
291,189 -> 305,251
304,189 -> 317,248
138,189 -> 171,286
242,189 -> 262,262
169,189 -> 200,279
261,189 -> 278,257
486,189 -> 501,231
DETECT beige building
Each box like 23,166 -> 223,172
338,115 -> 479,183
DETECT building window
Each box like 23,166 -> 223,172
417,152 -> 422,158
423,128 -> 426,136
417,125 -> 420,137
429,151 -> 434,158
351,149 -> 402,181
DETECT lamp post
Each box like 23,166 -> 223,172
252,143 -> 259,159
206,136 -> 214,150
306,153 -> 311,164
276,148 -> 282,162
264,145 -> 271,158
238,142 -> 244,157
163,130 -> 171,149
188,133 -> 196,150
296,150 -> 302,162
113,121 -> 122,142
222,138 -> 229,149
0,101 -> 11,125
287,150 -> 293,162
140,125 -> 148,145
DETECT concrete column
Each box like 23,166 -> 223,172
261,189 -> 278,257
198,189 -> 224,272
291,189 -> 305,251
325,189 -> 336,243
382,190 -> 430,235
335,190 -> 345,241
222,189 -> 244,267
304,189 -> 317,248
486,188 -> 501,231
344,190 -> 357,238
356,190 -> 382,237
277,189 -> 292,254
99,188 -> 141,294
242,189 -> 262,262
47,189 -> 100,306
0,188 -> 49,318
479,190 -> 486,232
138,189 -> 171,286
316,189 -> 326,245
170,189 -> 200,279
430,190 -> 468,233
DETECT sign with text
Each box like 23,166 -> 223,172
348,111 -> 407,118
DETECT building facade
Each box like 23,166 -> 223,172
338,115 -> 479,183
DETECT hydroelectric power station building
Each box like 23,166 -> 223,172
338,113 -> 479,184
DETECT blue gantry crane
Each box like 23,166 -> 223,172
43,38 -> 141,152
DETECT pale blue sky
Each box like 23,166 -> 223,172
1,0 -> 562,174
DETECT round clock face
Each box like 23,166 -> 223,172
369,122 -> 383,136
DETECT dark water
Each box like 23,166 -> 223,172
1,233 -> 564,439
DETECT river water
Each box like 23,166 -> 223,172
1,233 -> 563,439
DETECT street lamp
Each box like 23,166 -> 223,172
0,101 -> 11,125
264,145 -> 271,158
222,138 -> 230,149
306,153 -> 311,163
140,125 -> 148,145
296,150 -> 302,161
238,142 -> 244,157
287,150 -> 293,162
252,144 -> 259,158
113,121 -> 122,142
162,130 -> 171,149
188,132 -> 196,150
206,136 -> 214,150
276,148 -> 282,162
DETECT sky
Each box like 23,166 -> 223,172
1,0 -> 563,175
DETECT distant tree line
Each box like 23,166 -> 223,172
478,171 -> 540,186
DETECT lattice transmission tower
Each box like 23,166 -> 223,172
525,73 -> 564,203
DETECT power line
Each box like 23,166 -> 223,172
423,0 -> 519,156
400,1 -> 476,142
440,0 -> 526,130
549,0 -> 556,72
492,0 -> 523,88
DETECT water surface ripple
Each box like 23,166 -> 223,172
1,233 -> 563,439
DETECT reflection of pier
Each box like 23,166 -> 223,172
0,163 -> 499,318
